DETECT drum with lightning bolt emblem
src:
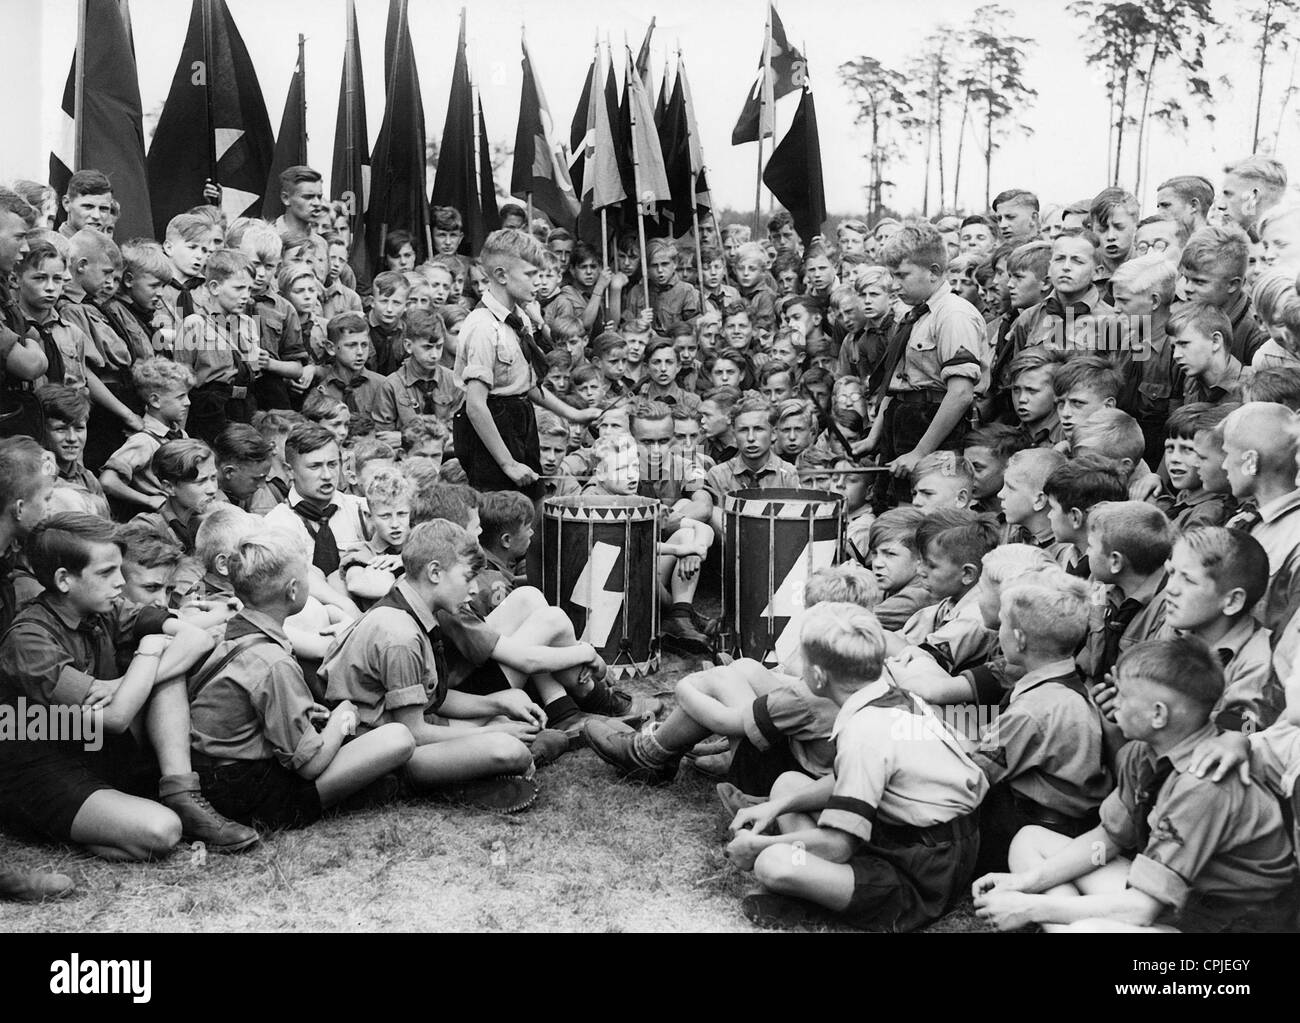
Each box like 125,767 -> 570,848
542,495 -> 661,679
720,488 -> 844,666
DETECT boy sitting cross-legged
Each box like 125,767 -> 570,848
583,565 -> 879,796
722,601 -> 988,932
317,519 -> 553,811
406,486 -> 662,743
973,637 -> 1298,932
971,570 -> 1115,875
0,513 -> 258,858
188,530 -> 415,829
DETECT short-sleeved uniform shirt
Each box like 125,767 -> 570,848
29,308 -> 91,392
703,452 -> 800,504
188,609 -> 323,771
175,305 -> 260,389
0,593 -> 170,710
102,415 -> 186,497
319,578 -> 448,728
468,551 -> 519,620
316,368 -> 388,423
886,282 -> 987,395
740,677 -> 840,778
373,361 -> 463,431
1101,725 -> 1296,922
453,292 -> 535,397
900,586 -> 998,675
817,679 -> 988,844
971,660 -> 1113,818
624,279 -> 702,334
322,280 -> 364,322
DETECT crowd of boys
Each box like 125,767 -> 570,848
1,158 -> 1299,934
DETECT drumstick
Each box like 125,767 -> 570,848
539,466 -> 894,481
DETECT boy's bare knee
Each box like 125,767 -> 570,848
378,723 -> 417,764
141,810 -> 183,857
536,605 -> 574,637
1008,824 -> 1055,872
484,732 -> 532,773
754,843 -> 798,889
769,771 -> 812,801
513,586 -> 547,614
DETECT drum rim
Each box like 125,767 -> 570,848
723,487 -> 843,517
543,494 -> 660,521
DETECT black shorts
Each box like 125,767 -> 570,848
727,736 -> 811,798
458,661 -> 511,697
843,811 -> 980,932
975,782 -> 1098,877
453,395 -> 543,501
195,757 -> 322,830
0,734 -> 158,843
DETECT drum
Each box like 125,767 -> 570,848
721,488 -> 843,666
542,494 -> 661,679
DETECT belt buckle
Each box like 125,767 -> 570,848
230,386 -> 248,400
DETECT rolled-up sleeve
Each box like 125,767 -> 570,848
459,318 -> 502,389
252,660 -> 325,771
0,624 -> 90,707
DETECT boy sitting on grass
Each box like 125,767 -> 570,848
974,638 -> 1297,933
722,601 -> 987,932
971,571 -> 1114,875
317,519 -> 556,812
470,490 -> 534,619
0,513 -> 258,858
583,565 -> 878,796
188,530 -> 415,829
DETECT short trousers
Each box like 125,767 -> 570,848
194,756 -> 323,830
0,733 -> 159,842
842,811 -> 980,932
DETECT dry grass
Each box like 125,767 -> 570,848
0,610 -> 985,932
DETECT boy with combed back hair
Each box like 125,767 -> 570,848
722,601 -> 987,932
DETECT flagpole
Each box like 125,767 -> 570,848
679,45 -> 707,311
600,209 -> 608,271
343,0 -> 363,254
73,0 -> 86,168
298,33 -> 307,163
200,0 -> 218,195
753,3 -> 772,235
626,41 -> 652,311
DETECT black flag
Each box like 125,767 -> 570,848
762,85 -> 826,244
366,0 -> 430,265
262,36 -> 307,221
332,0 -> 371,283
732,3 -> 806,146
147,0 -> 274,237
429,8 -> 479,254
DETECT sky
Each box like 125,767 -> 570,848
6,0 -> 1296,217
